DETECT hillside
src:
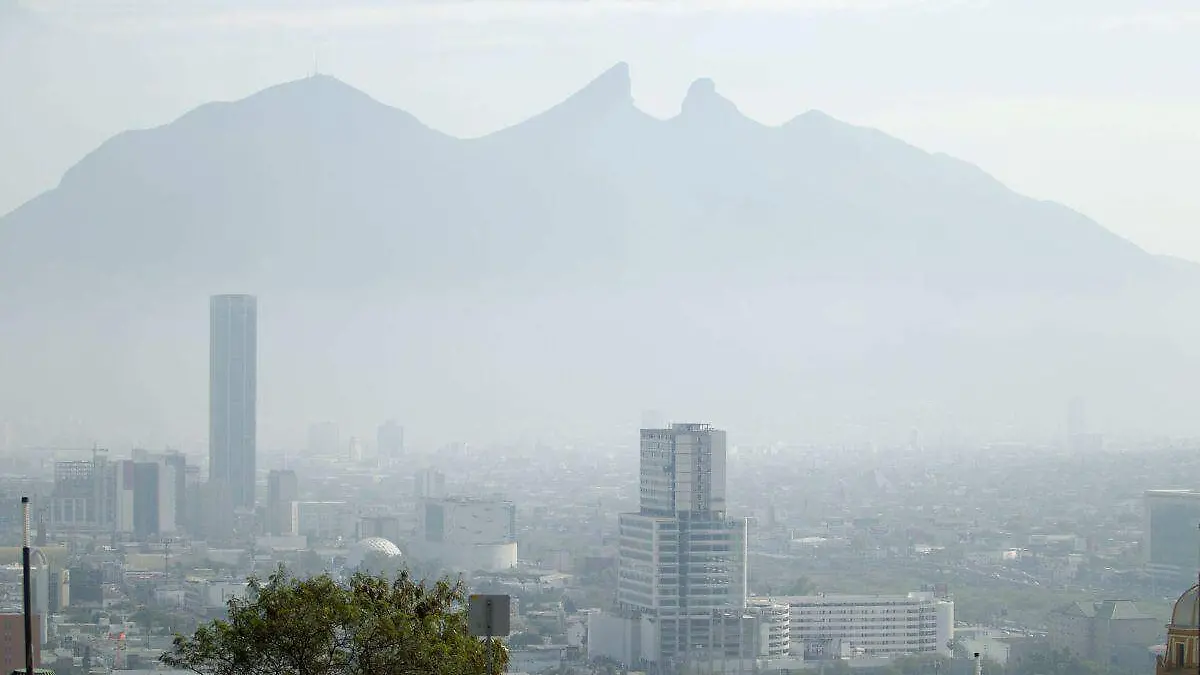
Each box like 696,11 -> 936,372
0,64 -> 1196,447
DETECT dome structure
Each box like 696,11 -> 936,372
1173,584 -> 1200,628
346,537 -> 402,573
1159,583 -> 1200,675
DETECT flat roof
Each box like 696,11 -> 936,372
1145,489 -> 1200,498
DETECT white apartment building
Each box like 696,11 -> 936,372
292,501 -> 356,541
772,592 -> 954,659
184,578 -> 249,611
414,497 -> 517,572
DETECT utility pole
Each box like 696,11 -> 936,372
22,496 -> 34,675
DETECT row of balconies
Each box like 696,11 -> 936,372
796,626 -> 939,634
795,633 -> 939,642
792,618 -> 939,627
793,607 -> 931,614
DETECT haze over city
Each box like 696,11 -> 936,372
4,0 -> 1200,450
4,3 -> 1200,675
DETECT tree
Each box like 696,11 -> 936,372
783,576 -> 818,595
948,635 -> 968,659
1009,646 -> 1107,675
895,653 -> 952,675
162,566 -> 507,675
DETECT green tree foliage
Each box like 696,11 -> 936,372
894,653 -> 953,675
162,566 -> 507,675
1008,646 -> 1114,675
785,575 -> 818,595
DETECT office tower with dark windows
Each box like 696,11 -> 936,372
209,294 -> 258,511
1144,489 -> 1200,578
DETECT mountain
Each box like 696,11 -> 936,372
2,65 -> 1199,448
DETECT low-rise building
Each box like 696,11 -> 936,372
1049,599 -> 1160,668
293,501 -> 356,541
413,497 -> 517,572
772,591 -> 954,659
184,577 -> 249,612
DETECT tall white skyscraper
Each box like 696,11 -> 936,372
617,423 -> 748,665
209,294 -> 257,511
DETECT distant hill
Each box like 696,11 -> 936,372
2,64 -> 1198,448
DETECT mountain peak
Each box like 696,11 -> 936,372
567,62 -> 633,109
678,77 -> 745,121
166,72 -> 434,138
487,62 -> 637,138
241,73 -> 378,109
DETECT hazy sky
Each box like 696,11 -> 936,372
2,0 -> 1199,259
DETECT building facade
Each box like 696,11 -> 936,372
615,423 -> 749,667
133,449 -> 189,532
415,496 -> 518,572
774,592 -> 953,659
209,294 -> 258,511
414,468 -> 446,499
267,469 -> 298,536
1145,490 -> 1200,577
377,420 -> 404,460
1049,599 -> 1159,668
293,501 -> 356,541
113,459 -> 178,538
49,451 -> 116,533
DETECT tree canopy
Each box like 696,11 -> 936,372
162,566 -> 507,675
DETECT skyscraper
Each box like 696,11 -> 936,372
377,420 -> 404,460
209,294 -> 257,511
616,423 -> 748,665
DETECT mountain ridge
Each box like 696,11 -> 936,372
0,63 -> 1196,446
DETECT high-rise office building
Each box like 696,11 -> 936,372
163,451 -> 188,531
209,294 -> 257,511
114,459 -> 177,539
132,449 -> 188,533
1145,490 -> 1200,577
50,450 -> 115,533
132,462 -> 163,539
378,420 -> 404,460
615,423 -> 748,666
267,469 -> 299,536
